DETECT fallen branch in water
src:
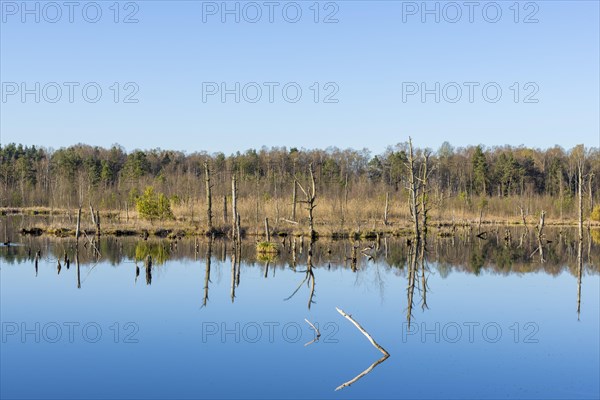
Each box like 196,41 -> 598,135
335,307 -> 389,356
304,318 -> 321,347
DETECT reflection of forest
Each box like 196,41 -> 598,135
2,227 -> 598,277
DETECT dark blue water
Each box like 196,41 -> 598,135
1,230 -> 599,399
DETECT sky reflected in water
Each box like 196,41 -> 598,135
1,224 -> 599,399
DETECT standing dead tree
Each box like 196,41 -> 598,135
531,210 -> 546,263
231,174 -> 238,241
296,163 -> 317,240
75,205 -> 82,245
204,161 -> 213,233
291,181 -> 298,222
419,149 -> 434,238
383,192 -> 390,226
405,138 -> 421,240
577,154 -> 585,242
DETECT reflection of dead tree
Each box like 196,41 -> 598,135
335,307 -> 390,391
418,238 -> 429,311
34,251 -> 39,277
531,211 -> 546,263
577,239 -> 583,320
406,242 -> 417,327
335,355 -> 389,392
202,237 -> 213,307
145,255 -> 152,285
304,318 -> 321,347
284,240 -> 316,309
349,243 -> 358,272
76,247 -> 81,289
230,246 -> 237,303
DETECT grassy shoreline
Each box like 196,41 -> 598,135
3,206 -> 598,239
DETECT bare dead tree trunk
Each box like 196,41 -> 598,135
95,211 -> 101,236
231,174 -> 238,240
204,162 -> 213,233
589,172 -> 594,214
222,194 -> 228,225
519,205 -> 528,232
578,161 -> 584,242
420,151 -> 432,237
343,173 -> 349,224
383,192 -> 389,226
264,217 -> 271,241
90,204 -> 96,226
534,210 -> 546,263
296,163 -> 317,240
406,137 -> 420,240
75,206 -> 81,244
577,238 -> 583,319
292,181 -> 297,221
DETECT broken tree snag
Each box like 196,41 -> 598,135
405,137 -> 420,240
537,210 -> 546,238
292,180 -> 297,222
589,172 -> 595,214
75,206 -> 82,244
577,239 -> 583,319
231,174 -> 238,241
90,204 -> 96,226
96,211 -> 101,236
519,205 -> 528,232
222,194 -> 228,225
204,161 -> 213,233
420,150 -> 433,237
578,158 -> 584,242
532,210 -> 546,263
384,192 -> 389,226
335,307 -> 389,357
296,163 -> 317,240
264,217 -> 271,242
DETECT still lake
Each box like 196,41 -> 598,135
1,219 -> 599,399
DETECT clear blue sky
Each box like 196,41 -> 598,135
1,0 -> 599,154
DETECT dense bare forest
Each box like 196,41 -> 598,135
1,142 -> 599,235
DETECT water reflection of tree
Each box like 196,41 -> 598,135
134,241 -> 170,265
202,236 -> 213,307
284,239 -> 316,309
5,228 -> 599,284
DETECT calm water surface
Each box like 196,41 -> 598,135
1,219 -> 599,399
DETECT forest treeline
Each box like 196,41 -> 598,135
1,142 -> 599,230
